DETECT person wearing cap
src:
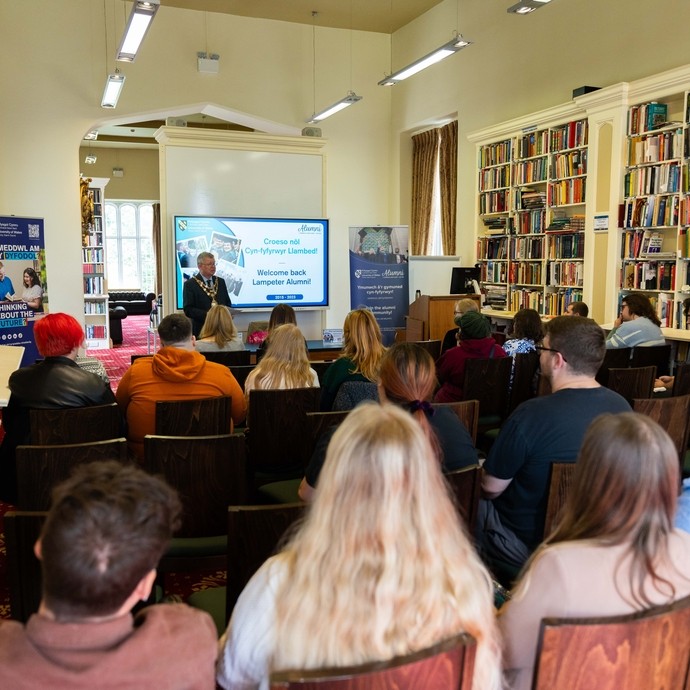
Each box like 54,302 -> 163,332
434,311 -> 507,403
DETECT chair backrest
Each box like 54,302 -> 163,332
543,462 -> 577,538
16,438 -> 129,511
332,381 -> 379,411
633,394 -> 690,473
154,395 -> 231,436
247,387 -> 322,474
230,364 -> 256,392
630,343 -> 671,377
595,347 -> 632,385
462,356 -> 512,419
509,350 -> 540,413
201,350 -> 251,366
532,594 -> 690,690
605,366 -> 656,404
226,503 -> 306,620
491,331 -> 507,346
4,511 -> 47,622
270,632 -> 477,690
672,362 -> 690,396
433,400 -> 479,445
444,464 -> 481,533
414,339 -> 442,361
306,410 -> 350,459
143,433 -> 248,537
131,354 -> 153,364
29,403 -> 123,445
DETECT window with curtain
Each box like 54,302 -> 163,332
411,121 -> 458,256
104,200 -> 155,293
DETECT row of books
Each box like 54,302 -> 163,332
621,261 -> 676,291
550,120 -> 588,152
484,285 -> 508,310
645,292 -> 674,328
517,130 -> 548,159
628,102 -> 668,136
509,261 -> 543,285
546,261 -> 583,287
627,130 -> 684,165
547,233 -> 584,259
479,190 -> 509,214
83,276 -> 105,295
511,236 -> 544,260
509,288 -> 543,312
620,230 -> 674,260
544,288 -> 584,316
479,164 -> 510,191
481,261 -> 508,284
84,300 -> 107,314
516,209 -> 545,234
482,215 -> 512,232
679,199 -> 690,227
548,178 -> 586,206
82,247 -> 103,262
478,140 -> 512,168
516,188 -> 546,210
624,162 -> 682,196
679,228 -> 690,258
623,194 -> 680,228
552,150 -> 587,179
514,158 -> 548,184
478,237 -> 508,259
82,263 -> 105,274
546,215 -> 585,232
85,324 -> 107,340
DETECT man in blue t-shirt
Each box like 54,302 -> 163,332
477,316 -> 631,570
0,261 -> 15,299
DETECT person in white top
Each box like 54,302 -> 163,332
499,412 -> 690,690
216,404 -> 501,690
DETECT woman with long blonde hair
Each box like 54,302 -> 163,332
195,304 -> 244,352
217,404 -> 502,690
500,412 -> 690,690
320,308 -> 386,410
244,323 -> 318,412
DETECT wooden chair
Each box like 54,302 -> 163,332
201,350 -> 251,366
630,343 -> 671,377
532,593 -> 690,690
509,350 -> 540,413
4,511 -> 47,622
433,400 -> 479,445
247,387 -> 322,483
310,361 -> 332,385
29,403 -> 123,444
462,356 -> 512,427
595,347 -> 632,385
16,438 -> 129,511
270,632 -> 477,690
230,364 -> 255,392
605,365 -> 655,404
414,339 -> 442,360
543,462 -> 576,538
672,362 -> 690,396
444,464 -> 481,533
633,394 -> 690,473
154,395 -> 231,436
130,354 -> 153,364
491,331 -> 507,346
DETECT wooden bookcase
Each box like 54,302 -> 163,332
82,177 -> 110,349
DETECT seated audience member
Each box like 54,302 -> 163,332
116,313 -> 245,458
256,303 -> 299,360
0,460 -> 217,689
441,297 -> 480,354
503,308 -> 542,357
217,404 -> 501,690
477,316 -> 631,570
606,293 -> 665,348
565,300 -> 588,317
320,308 -> 386,411
299,342 -> 479,501
244,323 -> 319,419
434,311 -> 507,403
194,304 -> 244,352
0,312 -> 117,503
500,413 -> 690,690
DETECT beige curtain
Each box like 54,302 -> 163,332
411,129 -> 438,255
439,121 -> 458,256
152,203 -> 162,296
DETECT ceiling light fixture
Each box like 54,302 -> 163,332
84,130 -> 99,140
507,0 -> 553,14
307,91 -> 363,124
378,35 -> 472,86
101,71 -> 126,108
85,154 -> 98,165
117,0 -> 160,62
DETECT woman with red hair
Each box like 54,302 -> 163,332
0,313 -> 117,503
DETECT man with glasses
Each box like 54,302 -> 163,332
476,316 -> 630,571
183,251 -> 232,336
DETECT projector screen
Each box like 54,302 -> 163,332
174,215 -> 329,309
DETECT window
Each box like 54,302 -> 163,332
104,200 -> 155,292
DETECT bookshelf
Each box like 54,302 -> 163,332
619,94 -> 689,329
82,177 -> 110,349
476,119 -> 588,315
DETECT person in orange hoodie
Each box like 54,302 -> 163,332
116,313 -> 246,458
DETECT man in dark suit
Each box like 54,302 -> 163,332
182,251 -> 231,336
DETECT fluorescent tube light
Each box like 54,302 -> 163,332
378,36 -> 472,86
306,91 -> 362,124
116,0 -> 160,62
508,0 -> 553,13
101,72 -> 126,108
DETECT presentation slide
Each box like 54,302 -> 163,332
174,215 -> 328,309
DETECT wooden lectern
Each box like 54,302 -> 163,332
406,294 -> 481,342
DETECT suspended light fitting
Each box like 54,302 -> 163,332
507,0 -> 553,14
306,91 -> 363,124
117,0 -> 160,62
101,71 -> 126,108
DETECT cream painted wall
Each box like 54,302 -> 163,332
78,148 -> 160,200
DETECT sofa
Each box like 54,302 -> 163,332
108,290 -> 156,316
